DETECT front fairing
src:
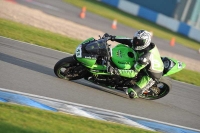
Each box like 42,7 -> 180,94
75,37 -> 97,68
75,37 -> 108,71
75,37 -> 95,58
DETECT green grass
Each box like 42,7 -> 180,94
0,18 -> 81,53
0,103 -> 156,133
0,18 -> 199,86
169,69 -> 200,86
64,0 -> 200,51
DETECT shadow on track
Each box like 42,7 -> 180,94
0,53 -> 54,77
73,80 -> 129,99
0,52 -> 128,99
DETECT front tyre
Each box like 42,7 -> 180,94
54,56 -> 85,80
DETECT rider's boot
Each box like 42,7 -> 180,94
125,85 -> 142,99
125,88 -> 138,99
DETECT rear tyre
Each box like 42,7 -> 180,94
141,77 -> 171,100
54,56 -> 84,80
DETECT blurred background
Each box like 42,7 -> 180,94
101,0 -> 200,43
122,0 -> 200,29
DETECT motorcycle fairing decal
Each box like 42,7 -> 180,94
178,62 -> 183,69
116,50 -> 122,58
82,54 -> 97,60
118,69 -> 137,78
76,45 -> 82,58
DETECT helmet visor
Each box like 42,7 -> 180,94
133,37 -> 145,47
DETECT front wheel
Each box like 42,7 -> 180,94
140,77 -> 171,100
54,56 -> 86,80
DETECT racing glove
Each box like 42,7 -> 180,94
103,33 -> 115,41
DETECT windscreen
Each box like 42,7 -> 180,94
85,39 -> 108,56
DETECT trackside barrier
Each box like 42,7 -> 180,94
100,0 -> 200,43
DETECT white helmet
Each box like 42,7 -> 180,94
133,30 -> 151,50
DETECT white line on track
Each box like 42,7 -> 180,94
0,87 -> 200,132
0,36 -> 72,55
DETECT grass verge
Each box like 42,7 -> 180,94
64,0 -> 200,51
0,18 -> 199,86
0,103 -> 156,133
169,69 -> 200,86
0,18 -> 81,53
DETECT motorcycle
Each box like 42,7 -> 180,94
54,35 -> 186,100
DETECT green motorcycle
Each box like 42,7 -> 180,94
54,35 -> 186,100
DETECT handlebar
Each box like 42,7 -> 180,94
102,33 -> 112,41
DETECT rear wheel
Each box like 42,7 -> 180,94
54,56 -> 86,80
140,77 -> 171,100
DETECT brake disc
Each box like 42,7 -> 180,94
150,86 -> 161,95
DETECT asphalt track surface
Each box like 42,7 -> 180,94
1,0 -> 200,130
1,37 -> 200,130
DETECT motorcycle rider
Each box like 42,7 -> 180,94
105,30 -> 164,99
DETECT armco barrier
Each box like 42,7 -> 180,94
138,6 -> 158,23
157,14 -> 179,32
101,0 -> 200,43
118,0 -> 139,16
